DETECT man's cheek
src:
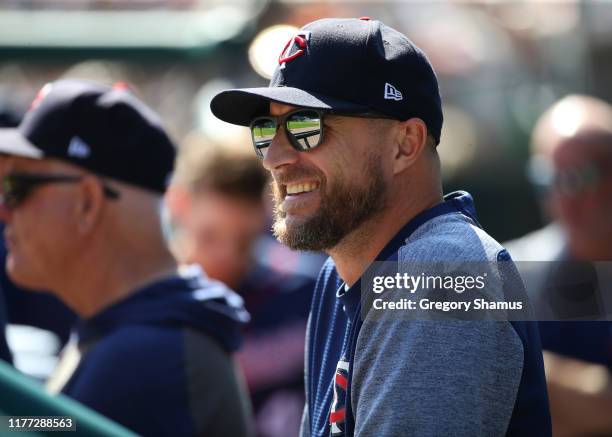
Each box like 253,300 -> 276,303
271,181 -> 283,201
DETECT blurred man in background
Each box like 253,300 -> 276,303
0,102 -> 76,373
506,95 -> 612,436
506,95 -> 612,262
167,135 -> 313,437
0,79 -> 253,436
0,107 -> 19,364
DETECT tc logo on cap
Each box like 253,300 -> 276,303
278,31 -> 311,66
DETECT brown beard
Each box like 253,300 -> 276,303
272,153 -> 387,251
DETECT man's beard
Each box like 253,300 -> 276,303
272,155 -> 387,251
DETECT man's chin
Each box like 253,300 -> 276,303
6,256 -> 44,291
273,216 -> 309,250
272,214 -> 339,252
279,213 -> 311,228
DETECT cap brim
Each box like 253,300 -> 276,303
210,87 -> 371,126
0,129 -> 44,159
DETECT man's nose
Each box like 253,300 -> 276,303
262,127 -> 300,171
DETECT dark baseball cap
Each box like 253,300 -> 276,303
0,79 -> 176,193
211,17 -> 443,143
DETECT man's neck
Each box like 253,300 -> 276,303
329,192 -> 442,287
58,244 -> 178,319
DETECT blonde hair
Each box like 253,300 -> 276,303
173,132 -> 269,201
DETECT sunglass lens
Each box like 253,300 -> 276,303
2,175 -> 27,208
287,110 -> 322,150
251,118 -> 277,159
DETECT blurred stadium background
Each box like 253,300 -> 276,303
0,0 -> 611,242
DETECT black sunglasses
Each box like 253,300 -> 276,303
249,109 -> 396,159
1,172 -> 120,209
527,156 -> 608,196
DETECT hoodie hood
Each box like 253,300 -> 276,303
76,265 -> 250,352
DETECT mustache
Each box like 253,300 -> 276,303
272,166 -> 324,186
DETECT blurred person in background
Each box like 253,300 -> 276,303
166,135 -> 313,437
505,95 -> 612,262
0,79 -> 253,436
505,95 -> 612,436
0,107 -> 19,364
0,103 -> 76,370
212,17 -> 551,437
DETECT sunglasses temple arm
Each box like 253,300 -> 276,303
103,185 -> 120,200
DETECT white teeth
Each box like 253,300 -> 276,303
286,182 -> 319,195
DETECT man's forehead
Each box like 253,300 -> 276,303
269,102 -> 297,116
1,155 -> 76,173
1,155 -> 41,170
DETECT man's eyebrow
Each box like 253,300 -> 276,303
324,114 -> 348,125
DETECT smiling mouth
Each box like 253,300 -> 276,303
285,181 -> 320,196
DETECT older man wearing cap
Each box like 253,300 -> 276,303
211,18 -> 551,437
0,80 -> 252,436
506,95 -> 612,436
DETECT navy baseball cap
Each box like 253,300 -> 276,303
211,17 -> 443,144
0,79 -> 176,193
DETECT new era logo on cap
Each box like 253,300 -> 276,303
384,83 -> 403,101
67,136 -> 91,159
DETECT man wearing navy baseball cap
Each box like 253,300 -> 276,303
0,79 -> 253,436
211,18 -> 551,437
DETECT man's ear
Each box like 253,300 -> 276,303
75,175 -> 107,234
164,184 -> 192,226
392,118 -> 428,175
